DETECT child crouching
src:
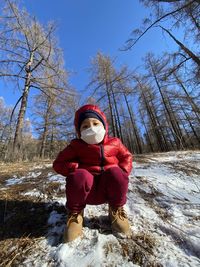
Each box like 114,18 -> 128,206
53,104 -> 133,242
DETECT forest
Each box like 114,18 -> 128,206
0,0 -> 199,161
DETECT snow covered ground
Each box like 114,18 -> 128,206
0,150 -> 200,267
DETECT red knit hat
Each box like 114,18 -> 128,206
74,104 -> 108,135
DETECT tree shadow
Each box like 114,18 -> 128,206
0,199 -> 65,241
0,199 -> 112,244
84,215 -> 112,235
48,214 -> 112,247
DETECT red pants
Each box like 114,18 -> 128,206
66,166 -> 129,212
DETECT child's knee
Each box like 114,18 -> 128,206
69,168 -> 93,185
75,168 -> 91,176
105,166 -> 128,183
106,166 -> 126,175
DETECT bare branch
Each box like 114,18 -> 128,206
123,0 -> 196,50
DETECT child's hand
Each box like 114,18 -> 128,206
67,162 -> 79,173
120,167 -> 128,175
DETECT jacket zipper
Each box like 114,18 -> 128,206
100,144 -> 105,172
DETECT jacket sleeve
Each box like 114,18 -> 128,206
117,139 -> 133,175
53,141 -> 78,176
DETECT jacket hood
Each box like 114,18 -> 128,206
74,104 -> 108,138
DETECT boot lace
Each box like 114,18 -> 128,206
67,212 -> 82,225
112,207 -> 128,221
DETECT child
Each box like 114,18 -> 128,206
53,104 -> 133,242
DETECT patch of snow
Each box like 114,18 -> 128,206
53,233 -> 136,267
27,171 -> 41,178
51,197 -> 66,206
45,163 -> 53,168
60,184 -> 66,191
134,162 -> 200,204
10,150 -> 200,267
48,174 -> 66,184
22,189 -> 44,198
5,175 -> 25,185
31,163 -> 52,170
5,171 -> 42,186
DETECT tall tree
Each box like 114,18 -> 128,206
125,0 -> 200,50
33,87 -> 77,159
0,98 -> 16,160
124,0 -> 200,78
145,54 -> 188,149
88,52 -> 119,136
0,0 -> 69,158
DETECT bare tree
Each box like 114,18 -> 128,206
173,73 -> 200,120
88,52 -> 119,136
159,26 -> 200,68
123,0 -> 200,79
0,97 -> 16,160
0,0 -> 69,159
33,78 -> 78,159
124,0 -> 199,49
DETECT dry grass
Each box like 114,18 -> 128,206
135,154 -> 156,164
0,197 -> 51,239
0,160 -> 53,185
166,161 -> 200,176
103,232 -> 162,267
0,160 -> 47,174
0,192 -> 64,266
45,182 -> 65,200
0,157 -> 172,266
119,235 -> 162,267
0,161 -> 63,266
0,236 -> 44,267
135,179 -> 172,222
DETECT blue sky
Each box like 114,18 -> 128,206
0,0 -> 180,109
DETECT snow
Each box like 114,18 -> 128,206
48,173 -> 66,184
5,171 -> 42,186
129,151 -> 200,266
3,150 -> 200,266
51,197 -> 66,206
27,171 -> 42,178
31,163 -> 52,170
22,189 -> 44,198
53,234 -> 137,267
5,175 -> 24,185
135,164 -> 200,204
149,150 -> 200,162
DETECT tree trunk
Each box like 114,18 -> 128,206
138,81 -> 167,151
160,26 -> 200,66
174,73 -> 200,122
124,93 -> 143,153
139,108 -> 154,152
180,102 -> 200,146
13,53 -> 33,156
105,80 -> 115,136
165,92 -> 187,149
148,57 -> 187,149
110,84 -> 123,141
39,97 -> 52,158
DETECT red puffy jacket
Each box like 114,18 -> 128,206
53,105 -> 133,176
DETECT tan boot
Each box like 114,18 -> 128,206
63,211 -> 84,242
109,206 -> 131,237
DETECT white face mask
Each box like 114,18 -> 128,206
81,125 -> 106,144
